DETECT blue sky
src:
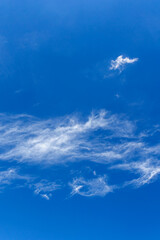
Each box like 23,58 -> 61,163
0,0 -> 160,239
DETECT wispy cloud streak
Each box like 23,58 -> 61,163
0,110 -> 159,198
114,159 -> 160,187
30,180 -> 60,200
70,176 -> 113,197
109,55 -> 138,72
0,168 -> 30,191
0,110 -> 135,164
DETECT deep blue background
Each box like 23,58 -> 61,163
0,0 -> 160,239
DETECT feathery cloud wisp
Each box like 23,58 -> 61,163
0,168 -> 30,190
114,159 -> 160,187
0,110 -> 134,164
109,55 -> 138,72
70,176 -> 113,197
30,180 -> 60,200
0,110 -> 159,198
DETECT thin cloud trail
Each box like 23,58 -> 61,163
30,180 -> 61,200
69,175 -> 114,197
0,168 -> 31,191
0,110 -> 135,164
113,159 -> 160,188
109,55 -> 138,72
0,110 -> 159,198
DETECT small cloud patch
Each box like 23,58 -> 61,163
109,55 -> 138,72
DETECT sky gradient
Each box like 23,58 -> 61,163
0,0 -> 160,239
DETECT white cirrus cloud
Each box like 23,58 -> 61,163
30,180 -> 60,200
0,110 -> 135,165
0,110 -> 159,198
0,168 -> 30,190
114,159 -> 160,187
69,176 -> 114,197
109,55 -> 138,72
